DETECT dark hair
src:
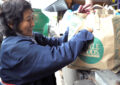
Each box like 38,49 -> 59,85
0,0 -> 32,37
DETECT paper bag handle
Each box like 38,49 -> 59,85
92,4 -> 114,15
92,4 -> 103,9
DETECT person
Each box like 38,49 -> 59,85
78,0 -> 93,13
65,0 -> 93,9
0,0 -> 93,85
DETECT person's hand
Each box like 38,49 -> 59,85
78,0 -> 93,14
78,4 -> 93,14
77,26 -> 93,33
85,27 -> 93,33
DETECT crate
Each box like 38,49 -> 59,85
33,8 -> 49,36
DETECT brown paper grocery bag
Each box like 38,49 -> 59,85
68,6 -> 120,73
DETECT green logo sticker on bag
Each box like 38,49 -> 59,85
79,37 -> 104,64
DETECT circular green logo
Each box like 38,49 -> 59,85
79,37 -> 104,64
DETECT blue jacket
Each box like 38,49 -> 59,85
0,29 -> 93,85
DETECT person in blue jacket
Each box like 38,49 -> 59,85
0,0 -> 93,85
